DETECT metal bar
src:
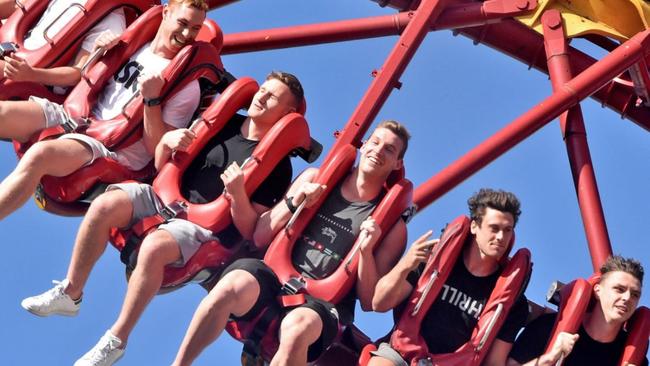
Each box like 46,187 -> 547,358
542,10 -> 612,270
221,0 -> 535,55
330,0 -> 450,153
457,19 -> 650,133
412,29 -> 650,211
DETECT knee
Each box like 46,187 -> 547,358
87,190 -> 132,224
137,230 -> 180,267
18,141 -> 53,172
279,310 -> 322,346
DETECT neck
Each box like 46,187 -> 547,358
150,33 -> 174,59
240,117 -> 268,141
462,240 -> 499,277
583,308 -> 623,343
340,168 -> 384,203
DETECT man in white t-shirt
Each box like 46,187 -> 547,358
1,0 -> 125,89
0,0 -> 208,224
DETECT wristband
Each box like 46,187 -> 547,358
285,196 -> 298,214
143,97 -> 162,106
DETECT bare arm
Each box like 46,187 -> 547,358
140,73 -> 170,154
252,168 -> 322,249
2,50 -> 90,86
153,129 -> 196,170
507,332 -> 579,366
483,339 -> 514,366
372,230 -> 438,312
356,218 -> 407,311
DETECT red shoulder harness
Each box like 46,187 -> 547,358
25,7 -> 224,216
0,0 -> 157,101
110,77 -> 314,290
389,215 -> 531,366
545,277 -> 649,366
227,145 -> 413,363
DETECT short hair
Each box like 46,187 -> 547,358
468,188 -> 521,227
376,120 -> 410,159
266,71 -> 304,110
600,255 -> 644,285
168,0 -> 209,12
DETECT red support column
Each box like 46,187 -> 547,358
413,30 -> 650,215
329,0 -> 451,152
542,10 -> 612,270
221,0 -> 536,55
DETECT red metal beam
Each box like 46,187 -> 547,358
328,0 -> 451,151
412,30 -> 650,212
457,20 -> 650,133
221,0 -> 535,55
542,10 -> 612,270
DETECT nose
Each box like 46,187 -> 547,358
495,230 -> 504,241
621,289 -> 631,302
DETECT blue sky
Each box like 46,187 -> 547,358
1,1 -> 648,365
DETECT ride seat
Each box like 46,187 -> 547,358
0,0 -> 158,101
109,77 -> 317,292
362,215 -> 532,366
226,146 -> 413,363
23,6 -> 225,216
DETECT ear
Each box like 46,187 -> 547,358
393,158 -> 403,171
162,4 -> 170,18
470,219 -> 479,235
593,283 -> 602,300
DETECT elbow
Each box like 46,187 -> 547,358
372,296 -> 392,313
252,231 -> 268,251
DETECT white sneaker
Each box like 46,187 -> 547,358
21,279 -> 80,317
74,330 -> 125,366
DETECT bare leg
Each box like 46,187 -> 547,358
172,269 -> 262,366
64,189 -> 133,299
270,307 -> 323,366
0,100 -> 50,142
0,139 -> 92,220
109,229 -> 182,344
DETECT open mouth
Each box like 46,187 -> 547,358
172,35 -> 187,48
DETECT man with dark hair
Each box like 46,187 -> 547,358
507,255 -> 647,366
21,71 -> 304,366
368,188 -> 528,366
171,121 -> 411,366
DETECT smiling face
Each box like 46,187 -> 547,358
157,3 -> 205,58
247,78 -> 297,126
470,207 -> 514,261
595,271 -> 642,324
358,127 -> 404,178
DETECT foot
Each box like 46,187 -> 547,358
21,279 -> 81,317
74,330 -> 125,366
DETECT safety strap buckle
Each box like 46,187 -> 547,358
159,200 -> 187,221
281,277 -> 305,296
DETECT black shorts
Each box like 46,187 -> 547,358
221,258 -> 340,361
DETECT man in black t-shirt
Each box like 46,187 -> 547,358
172,121 -> 412,366
21,71 -> 304,366
368,188 -> 528,366
508,256 -> 647,366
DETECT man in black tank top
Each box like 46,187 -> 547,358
508,255 -> 646,366
368,188 -> 528,366
21,71 -> 305,366
172,121 -> 412,365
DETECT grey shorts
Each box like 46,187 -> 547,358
107,182 -> 218,266
30,96 -> 68,128
369,342 -> 408,366
30,96 -> 118,167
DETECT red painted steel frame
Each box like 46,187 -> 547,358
221,0 -> 535,55
411,30 -> 650,214
328,0 -> 450,153
542,10 -> 612,270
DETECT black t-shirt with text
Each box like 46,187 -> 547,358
180,114 -> 292,244
510,312 -> 649,366
401,254 -> 529,354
